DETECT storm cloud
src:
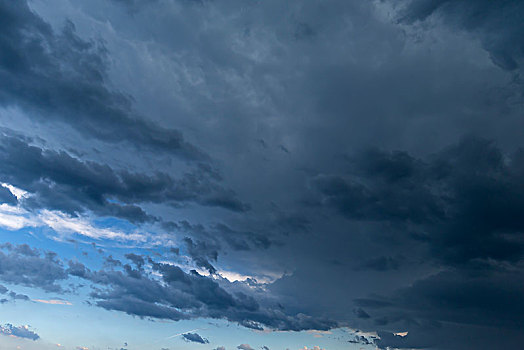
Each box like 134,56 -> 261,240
311,137 -> 524,264
0,0 -> 205,159
0,0 -> 524,349
0,132 -> 248,223
400,0 -> 524,72
66,254 -> 335,331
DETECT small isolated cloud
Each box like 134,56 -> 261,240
301,347 -> 326,350
214,347 -> 226,350
237,345 -> 254,350
181,332 -> 209,344
76,347 -> 89,350
0,324 -> 39,340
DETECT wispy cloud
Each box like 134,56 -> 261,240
0,186 -> 149,244
33,299 -> 72,306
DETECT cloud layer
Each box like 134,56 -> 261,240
0,0 -> 524,349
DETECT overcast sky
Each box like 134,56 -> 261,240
0,0 -> 523,349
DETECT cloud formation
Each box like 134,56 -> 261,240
0,243 -> 67,292
312,137 -> 524,263
400,0 -> 524,72
302,137 -> 524,349
237,344 -> 254,350
0,133 -> 248,225
1,0 -> 524,349
66,254 -> 335,331
0,324 -> 39,341
181,332 -> 209,344
0,0 -> 205,158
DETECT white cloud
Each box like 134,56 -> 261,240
1,183 -> 29,200
0,204 -> 39,230
0,183 -> 149,244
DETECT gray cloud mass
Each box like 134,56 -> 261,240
0,0 -> 524,349
0,324 -> 39,341
181,332 -> 209,344
0,0 -> 206,159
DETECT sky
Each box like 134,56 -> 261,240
0,0 -> 523,349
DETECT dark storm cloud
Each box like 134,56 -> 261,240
399,0 -> 524,71
263,137 -> 524,349
302,137 -> 524,349
0,244 -> 67,292
0,133 -> 248,222
0,323 -> 39,341
73,0 -> 517,169
374,331 -> 426,349
310,156 -> 440,225
374,317 -> 524,350
396,265 -> 524,329
181,332 -> 209,344
353,308 -> 370,319
357,256 -> 403,272
110,0 -> 164,11
358,264 -> 524,341
165,221 -> 272,262
213,224 -> 270,251
0,0 -> 205,159
2,0 -> 524,349
312,137 -> 524,264
67,256 -> 335,331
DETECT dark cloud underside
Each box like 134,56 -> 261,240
0,0 -> 524,349
0,0 -> 204,158
67,255 -> 335,331
0,133 -> 248,222
182,332 -> 209,344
